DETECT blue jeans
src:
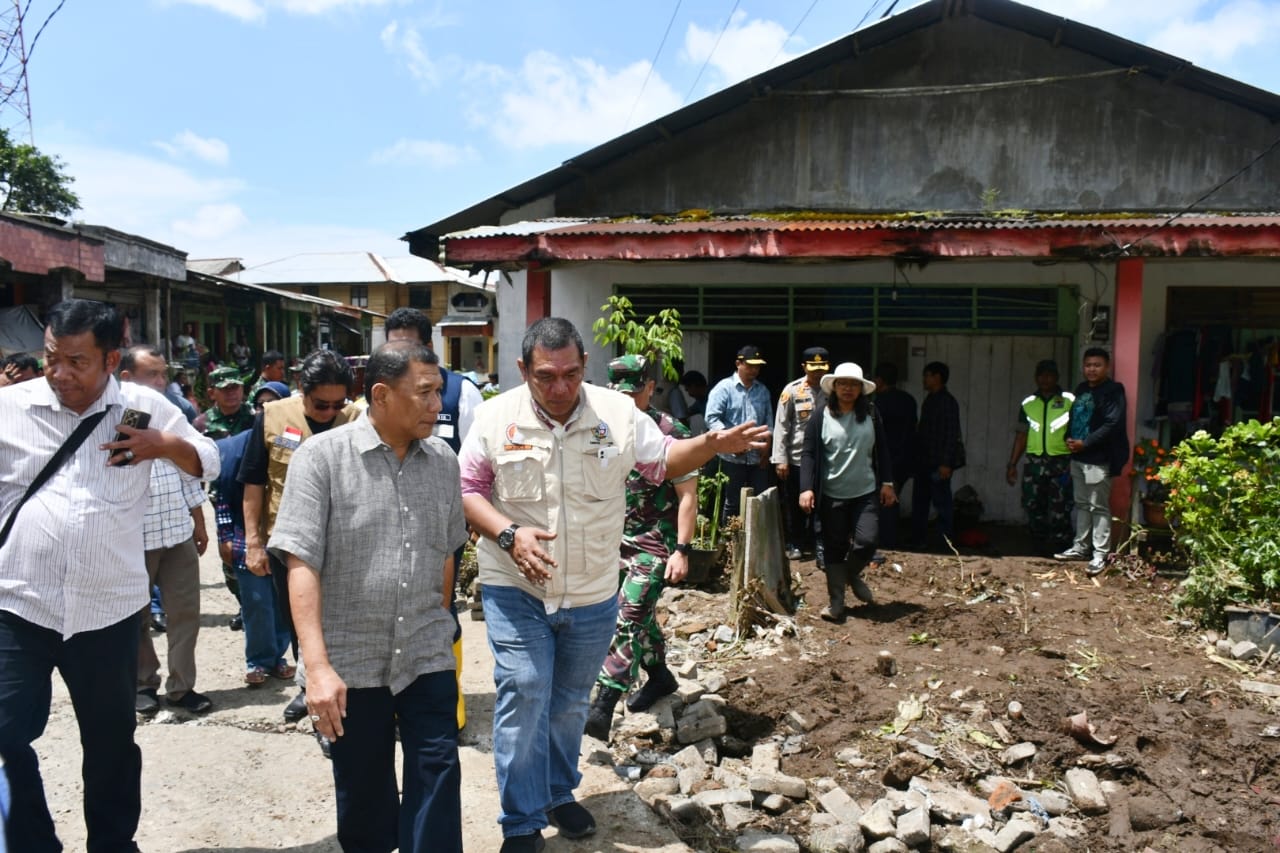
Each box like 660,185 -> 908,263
0,610 -> 141,853
329,670 -> 461,853
234,564 -> 291,671
482,585 -> 618,838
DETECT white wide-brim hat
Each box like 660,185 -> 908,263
820,362 -> 877,396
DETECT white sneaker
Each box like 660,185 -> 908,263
1087,555 -> 1107,576
1053,548 -> 1090,561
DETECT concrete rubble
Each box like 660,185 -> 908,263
596,587 -> 1194,852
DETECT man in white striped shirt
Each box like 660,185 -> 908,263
120,345 -> 214,718
0,300 -> 219,853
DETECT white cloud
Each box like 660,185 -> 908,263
164,0 -> 397,20
155,130 -> 231,166
370,138 -> 477,167
163,0 -> 265,22
683,10 -> 801,94
48,139 -> 404,264
51,143 -> 244,238
1147,1 -> 1280,65
173,203 -> 249,240
381,20 -> 441,87
278,0 -> 395,14
1013,1 -> 1280,67
484,50 -> 683,148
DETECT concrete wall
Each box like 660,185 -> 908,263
102,237 -> 185,282
555,16 -> 1277,217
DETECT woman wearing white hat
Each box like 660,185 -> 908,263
798,362 -> 897,622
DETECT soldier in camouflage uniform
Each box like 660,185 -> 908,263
203,364 -> 256,622
203,365 -> 255,439
1005,360 -> 1075,556
585,355 -> 698,742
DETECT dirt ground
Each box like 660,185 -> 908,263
655,524 -> 1280,851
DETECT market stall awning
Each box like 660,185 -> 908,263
437,315 -> 493,337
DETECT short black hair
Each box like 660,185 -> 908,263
261,350 -> 285,367
120,345 -> 164,374
521,317 -> 584,366
385,307 -> 433,344
874,363 -> 898,386
4,354 -> 38,372
923,361 -> 950,384
46,299 -> 124,354
1082,347 -> 1111,363
364,341 -> 438,400
680,370 -> 708,388
297,349 -> 354,395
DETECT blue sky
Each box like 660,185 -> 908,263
24,0 -> 1280,267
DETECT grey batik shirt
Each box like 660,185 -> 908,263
268,413 -> 467,694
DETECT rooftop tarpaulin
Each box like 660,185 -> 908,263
0,305 -> 44,357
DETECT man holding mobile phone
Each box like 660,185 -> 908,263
0,300 -> 219,853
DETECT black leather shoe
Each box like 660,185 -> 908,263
283,690 -> 308,722
166,690 -> 213,715
150,612 -> 167,633
547,801 -> 596,839
499,832 -> 544,853
229,613 -> 244,631
136,688 -> 159,717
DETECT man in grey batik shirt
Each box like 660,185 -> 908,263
269,341 -> 468,853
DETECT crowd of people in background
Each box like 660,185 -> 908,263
0,299 -> 1131,853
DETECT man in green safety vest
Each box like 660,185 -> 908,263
1005,360 -> 1074,556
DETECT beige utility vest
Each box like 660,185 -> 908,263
259,395 -> 358,537
474,383 -> 641,609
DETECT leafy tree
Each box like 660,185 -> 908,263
591,294 -> 683,381
0,127 -> 79,217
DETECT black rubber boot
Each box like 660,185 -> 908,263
821,562 -> 848,621
625,664 -> 678,712
584,686 -> 622,741
848,552 -> 876,604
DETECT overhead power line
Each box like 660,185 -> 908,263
624,0 -> 682,132
684,0 -> 740,103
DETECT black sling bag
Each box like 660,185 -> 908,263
0,410 -> 109,549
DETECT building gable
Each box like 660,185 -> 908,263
555,13 -> 1278,217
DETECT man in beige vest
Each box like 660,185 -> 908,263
459,317 -> 770,852
240,349 -> 359,724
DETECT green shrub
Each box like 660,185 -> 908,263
1163,419 -> 1280,623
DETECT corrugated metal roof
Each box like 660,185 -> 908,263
445,213 -> 1280,240
231,251 -> 483,287
186,258 -> 244,276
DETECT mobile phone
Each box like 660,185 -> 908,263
111,408 -> 151,465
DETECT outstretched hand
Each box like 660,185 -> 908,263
710,421 -> 771,456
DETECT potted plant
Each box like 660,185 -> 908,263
1131,438 -> 1172,527
686,469 -> 730,583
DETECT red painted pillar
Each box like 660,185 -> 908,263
526,262 -> 550,322
1111,257 -> 1143,525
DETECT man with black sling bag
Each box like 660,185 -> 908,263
0,300 -> 218,853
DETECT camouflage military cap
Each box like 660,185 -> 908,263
607,354 -> 649,393
209,365 -> 245,389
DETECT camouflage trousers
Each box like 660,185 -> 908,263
598,551 -> 667,693
1021,454 -> 1073,549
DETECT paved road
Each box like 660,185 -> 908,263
34,506 -> 689,852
